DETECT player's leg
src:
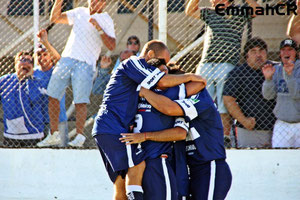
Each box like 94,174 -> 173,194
142,156 -> 178,200
213,159 -> 232,200
114,175 -> 127,200
94,134 -> 146,200
126,161 -> 145,200
189,162 -> 211,200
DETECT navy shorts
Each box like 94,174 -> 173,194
94,134 -> 146,183
189,159 -> 232,200
143,155 -> 178,200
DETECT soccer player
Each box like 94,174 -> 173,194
122,83 -> 232,200
120,59 -> 205,200
92,40 -> 206,200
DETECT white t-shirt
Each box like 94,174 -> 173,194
62,7 -> 116,69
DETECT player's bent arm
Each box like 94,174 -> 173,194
185,81 -> 206,97
223,95 -> 248,125
140,87 -> 184,116
185,0 -> 200,19
50,0 -> 69,24
120,127 -> 187,145
157,73 -> 205,89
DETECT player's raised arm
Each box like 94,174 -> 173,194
139,87 -> 184,116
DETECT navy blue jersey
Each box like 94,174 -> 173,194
92,56 -> 165,136
175,89 -> 226,165
135,84 -> 187,159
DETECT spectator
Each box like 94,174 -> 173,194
0,51 -> 45,147
34,29 -> 68,147
112,35 -> 141,73
223,37 -> 276,148
262,38 -> 300,148
38,0 -> 116,147
185,0 -> 260,143
92,49 -> 134,95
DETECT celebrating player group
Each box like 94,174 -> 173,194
92,39 -> 232,200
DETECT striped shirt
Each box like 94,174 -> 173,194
200,8 -> 250,65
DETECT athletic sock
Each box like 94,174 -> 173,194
126,185 -> 143,200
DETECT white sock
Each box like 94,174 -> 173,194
126,185 -> 143,193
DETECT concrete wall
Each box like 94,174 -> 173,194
0,149 -> 299,200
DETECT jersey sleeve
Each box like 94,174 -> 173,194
175,95 -> 211,122
174,117 -> 189,132
123,57 -> 165,89
174,98 -> 198,122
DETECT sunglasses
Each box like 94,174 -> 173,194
127,40 -> 139,45
19,58 -> 33,64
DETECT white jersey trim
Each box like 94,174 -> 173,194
140,68 -> 165,89
162,157 -> 171,200
208,160 -> 216,200
174,117 -> 189,132
175,99 -> 198,121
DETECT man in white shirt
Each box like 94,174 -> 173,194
38,0 -> 116,147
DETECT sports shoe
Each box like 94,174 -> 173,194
68,134 -> 86,147
37,131 -> 61,147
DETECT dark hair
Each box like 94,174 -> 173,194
243,37 -> 268,58
127,35 -> 140,45
146,58 -> 166,67
14,51 -> 33,65
167,62 -> 185,74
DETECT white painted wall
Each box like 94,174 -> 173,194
0,149 -> 299,200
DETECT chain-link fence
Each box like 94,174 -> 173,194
0,0 -> 299,149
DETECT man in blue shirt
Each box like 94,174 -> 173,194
92,40 -> 206,200
1,51 -> 45,147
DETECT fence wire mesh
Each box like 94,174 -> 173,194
0,0 -> 299,149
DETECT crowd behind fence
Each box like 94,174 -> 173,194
0,0 -> 299,149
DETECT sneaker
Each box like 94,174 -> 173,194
37,131 -> 61,147
68,134 -> 86,147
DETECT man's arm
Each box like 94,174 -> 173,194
120,127 -> 187,145
157,73 -> 206,89
223,96 -> 256,130
37,29 -> 61,64
139,87 -> 184,116
185,0 -> 200,19
50,0 -> 69,24
185,81 -> 206,97
89,18 -> 116,51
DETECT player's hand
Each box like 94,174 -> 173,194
37,29 -> 48,45
262,64 -> 275,80
100,56 -> 112,69
89,18 -> 103,32
283,59 -> 294,76
188,74 -> 207,86
120,133 -> 146,145
241,117 -> 256,131
139,87 -> 148,97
